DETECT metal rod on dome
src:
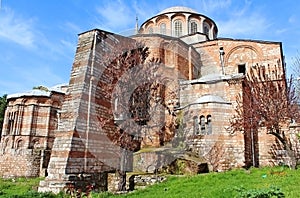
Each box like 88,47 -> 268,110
135,15 -> 139,34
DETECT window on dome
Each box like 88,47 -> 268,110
174,20 -> 182,37
203,23 -> 209,36
160,23 -> 166,35
148,27 -> 153,34
190,21 -> 197,34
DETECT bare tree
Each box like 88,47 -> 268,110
96,41 -> 173,191
231,64 -> 299,168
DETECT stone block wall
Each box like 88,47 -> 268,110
192,39 -> 284,77
0,149 -> 41,178
39,29 -> 140,193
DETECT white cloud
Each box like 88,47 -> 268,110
275,28 -> 288,35
63,22 -> 83,35
199,0 -> 232,14
95,0 -> 134,32
0,7 -> 36,48
218,12 -> 270,38
288,15 -> 297,24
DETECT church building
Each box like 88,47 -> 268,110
0,6 -> 297,193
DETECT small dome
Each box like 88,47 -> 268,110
158,6 -> 199,15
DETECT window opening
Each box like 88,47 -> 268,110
200,115 -> 206,134
160,23 -> 166,35
238,64 -> 246,75
174,20 -> 182,37
207,115 -> 212,135
190,21 -> 197,34
193,116 -> 199,135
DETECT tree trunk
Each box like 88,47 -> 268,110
117,148 -> 127,191
284,145 -> 297,169
117,169 -> 127,191
270,130 -> 297,169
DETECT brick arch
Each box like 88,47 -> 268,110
32,138 -> 41,149
2,137 -> 10,153
170,13 -> 186,20
224,45 -> 262,67
51,100 -> 61,108
144,21 -> 154,29
155,15 -> 169,24
15,138 -> 24,149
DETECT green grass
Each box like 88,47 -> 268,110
0,177 -> 42,197
106,166 -> 300,198
1,167 -> 300,197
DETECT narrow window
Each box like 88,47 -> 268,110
203,23 -> 209,36
160,23 -> 166,35
7,112 -> 15,135
190,21 -> 197,34
193,116 -> 199,135
174,20 -> 182,37
238,64 -> 246,75
200,115 -> 206,135
207,115 -> 212,135
148,27 -> 153,34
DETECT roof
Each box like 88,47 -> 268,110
192,94 -> 230,104
7,84 -> 67,99
158,6 -> 199,15
177,94 -> 231,110
180,73 -> 244,85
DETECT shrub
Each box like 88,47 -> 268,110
234,186 -> 285,198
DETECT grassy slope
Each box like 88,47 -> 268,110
108,167 -> 300,198
1,167 -> 300,197
0,177 -> 42,197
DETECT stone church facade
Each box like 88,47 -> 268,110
0,6 -> 297,192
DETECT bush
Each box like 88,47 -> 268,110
6,190 -> 58,198
234,186 -> 285,198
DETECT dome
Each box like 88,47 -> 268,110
138,6 -> 218,41
158,6 -> 199,15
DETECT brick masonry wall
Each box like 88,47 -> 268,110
39,29 -> 139,193
192,39 -> 284,77
0,92 -> 63,178
0,149 -> 41,178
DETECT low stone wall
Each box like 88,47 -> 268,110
108,173 -> 166,192
0,149 -> 41,178
133,149 -> 180,173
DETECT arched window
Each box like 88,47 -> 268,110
190,21 -> 197,34
200,115 -> 206,135
148,27 -> 153,34
160,23 -> 166,35
16,139 -> 23,150
207,115 -> 212,135
203,22 -> 210,36
174,20 -> 182,37
193,116 -> 199,135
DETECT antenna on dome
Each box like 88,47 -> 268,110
135,15 -> 139,34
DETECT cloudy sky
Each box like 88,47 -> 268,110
0,0 -> 299,95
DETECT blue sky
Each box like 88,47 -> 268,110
0,0 -> 299,96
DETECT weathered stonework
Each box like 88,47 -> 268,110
0,6 -> 298,194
